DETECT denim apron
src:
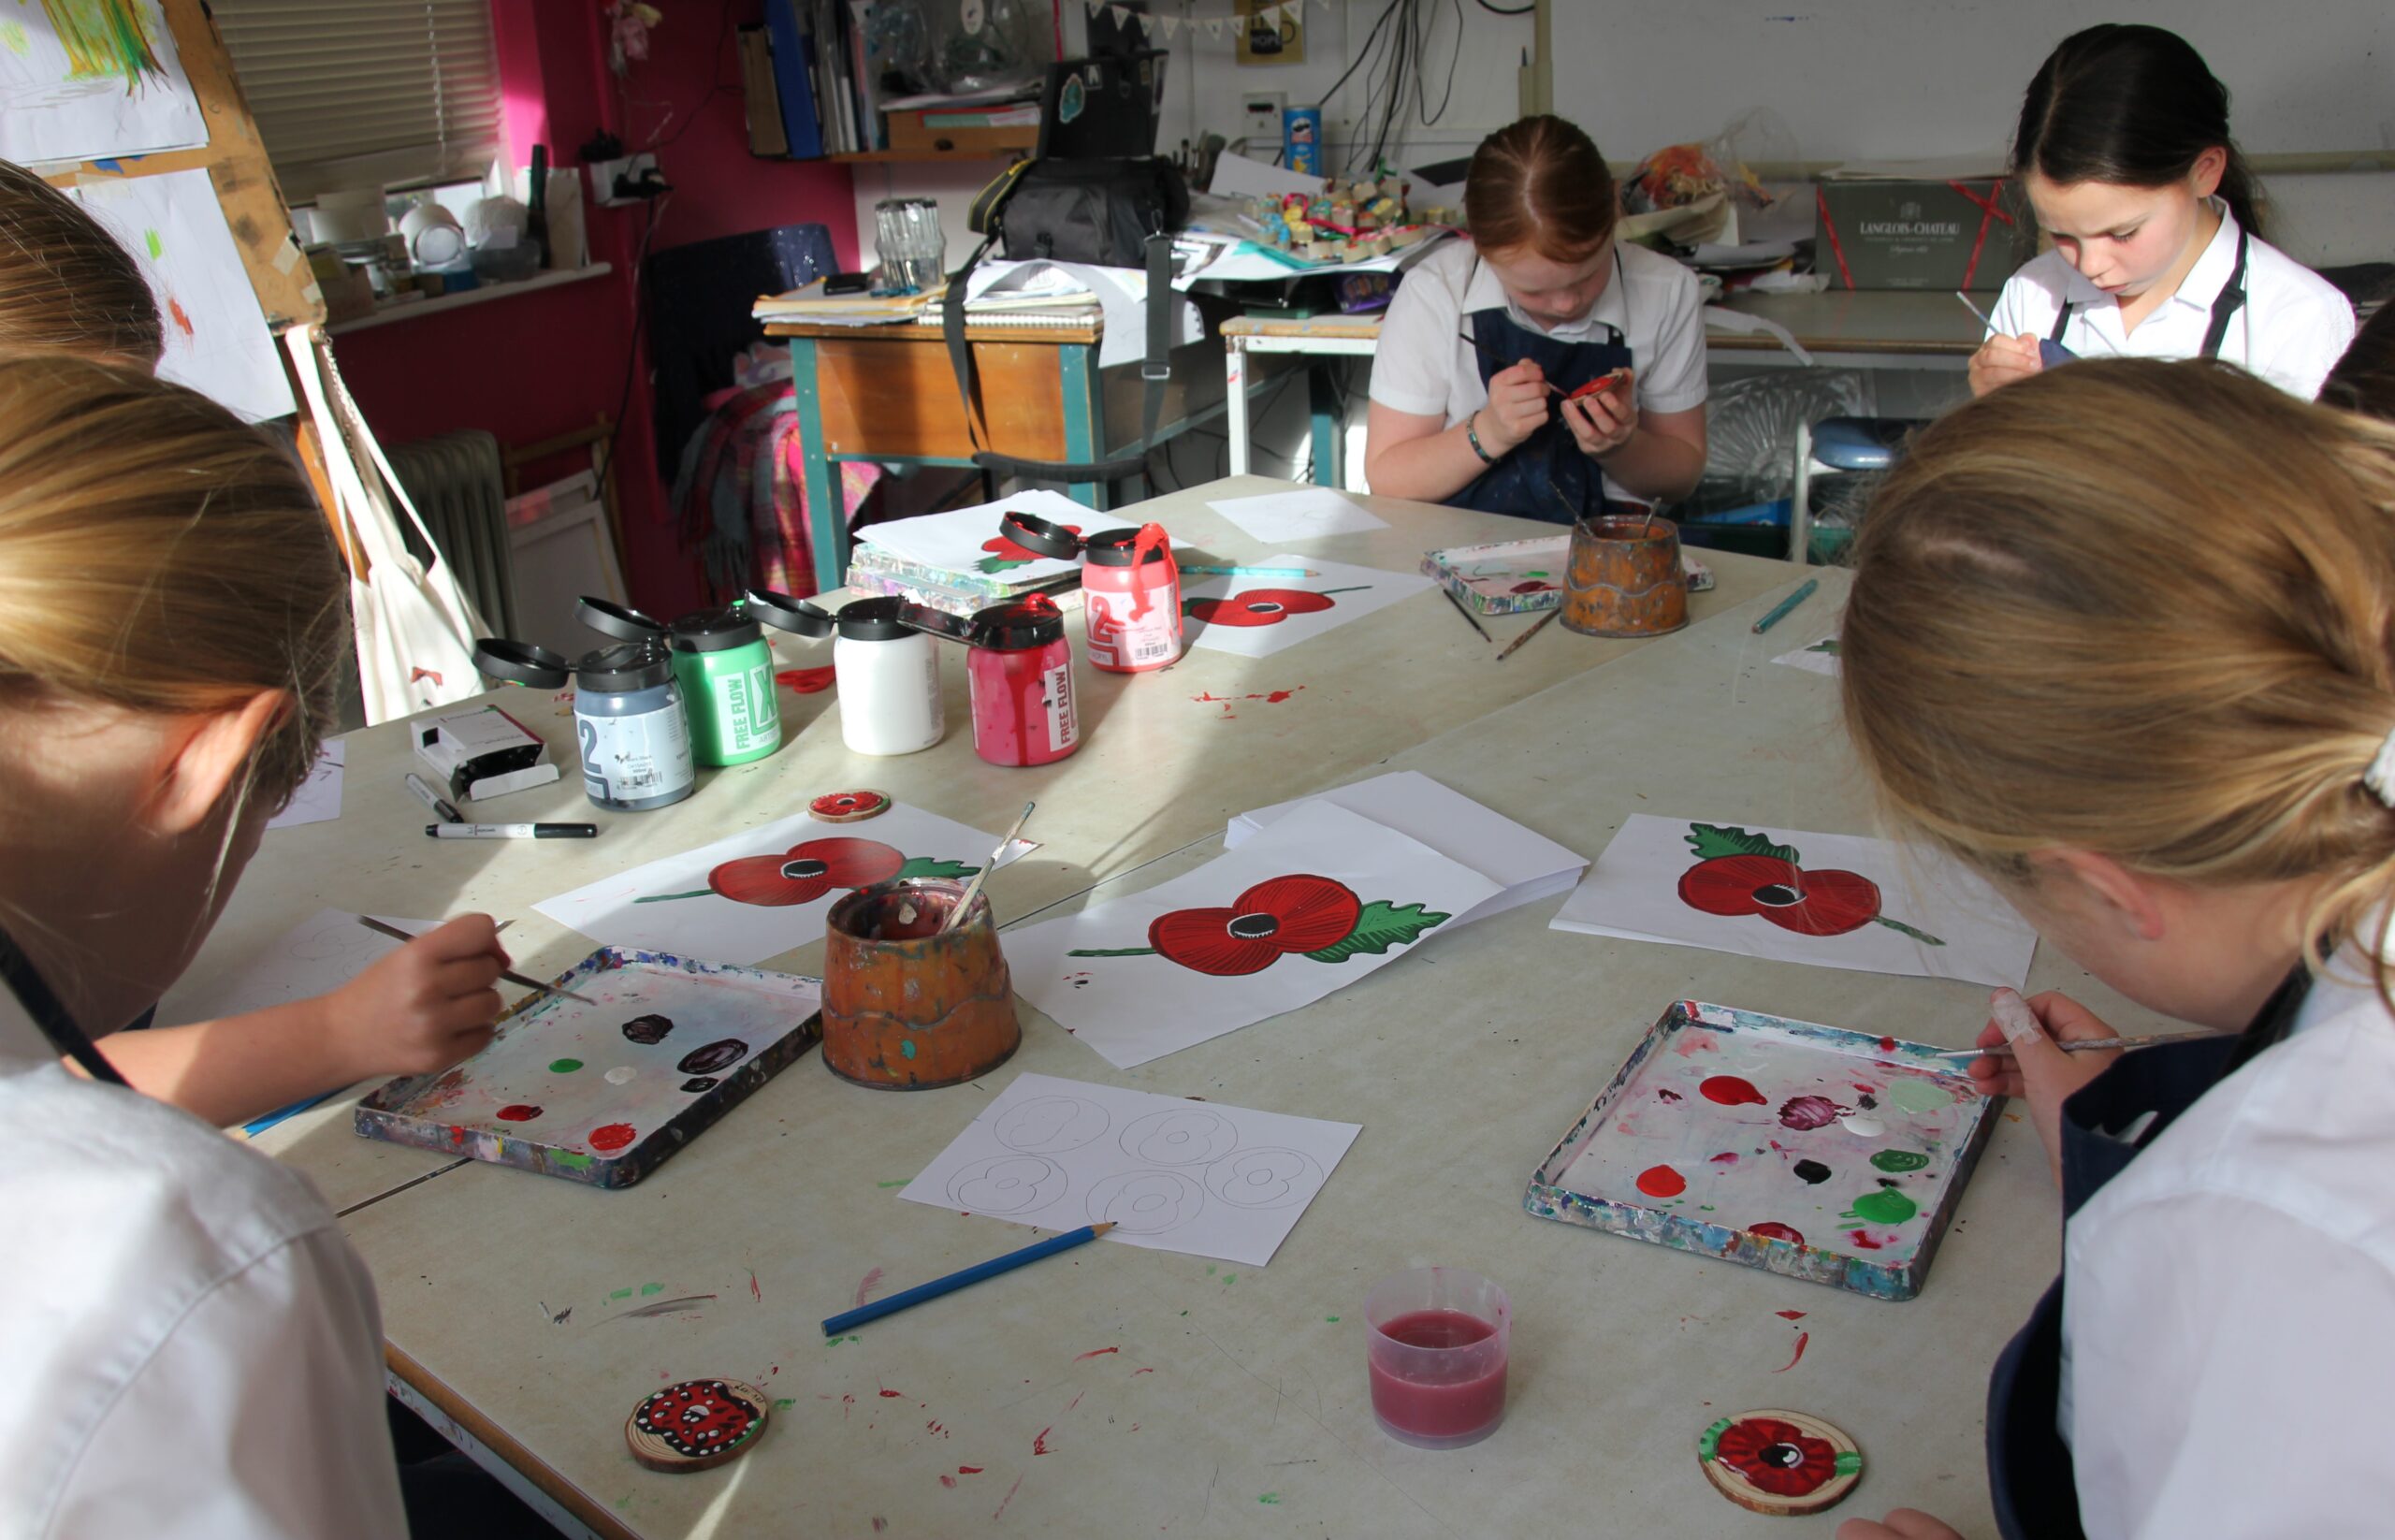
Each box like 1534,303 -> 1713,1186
1454,248 -> 1639,525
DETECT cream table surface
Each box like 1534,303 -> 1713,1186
327,565 -> 2180,1538
166,476 -> 1796,1216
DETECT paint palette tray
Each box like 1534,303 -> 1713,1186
1420,536 -> 1714,616
356,948 -> 822,1188
1524,1000 -> 1999,1300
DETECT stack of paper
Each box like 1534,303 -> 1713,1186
848,489 -> 1142,617
1006,779 -> 1585,1068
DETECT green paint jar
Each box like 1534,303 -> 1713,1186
669,605 -> 781,767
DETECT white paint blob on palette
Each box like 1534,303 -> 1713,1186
902,1072 -> 1361,1267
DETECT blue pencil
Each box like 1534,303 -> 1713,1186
1751,578 -> 1820,634
821,1222 -> 1115,1336
241,1088 -> 339,1139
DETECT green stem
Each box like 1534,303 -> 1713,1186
1318,586 -> 1372,596
1872,915 -> 1947,947
632,889 -> 713,905
1067,947 -> 1156,957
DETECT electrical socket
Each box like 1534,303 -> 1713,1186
1241,91 -> 1286,149
590,153 -> 664,206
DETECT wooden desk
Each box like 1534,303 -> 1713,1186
175,487 -> 2140,1538
1221,314 -> 1386,487
766,320 -> 1293,594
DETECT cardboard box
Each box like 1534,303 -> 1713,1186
414,704 -> 560,803
1815,166 -> 2038,291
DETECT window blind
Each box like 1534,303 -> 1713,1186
212,0 -> 505,204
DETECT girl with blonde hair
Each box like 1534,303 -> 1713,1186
0,356 -> 410,1536
0,156 -> 508,1128
1832,358 -> 2395,1540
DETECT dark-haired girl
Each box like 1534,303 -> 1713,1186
1365,115 -> 1708,520
1972,24 -> 2353,400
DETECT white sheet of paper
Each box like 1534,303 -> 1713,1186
0,0 -> 207,165
534,802 -> 1016,966
1182,553 -> 1433,660
1771,636 -> 1841,676
1550,814 -> 2038,988
964,257 -> 1200,370
1206,487 -> 1389,544
857,489 -> 1114,584
70,170 -> 296,421
169,907 -> 439,1024
900,1072 -> 1361,1267
265,738 -> 346,831
1007,802 -> 1503,1068
1228,771 -> 1585,925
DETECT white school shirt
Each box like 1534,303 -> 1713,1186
2057,957 -> 2395,1539
1369,238 -> 1709,502
0,993 -> 407,1539
1987,201 -> 2356,400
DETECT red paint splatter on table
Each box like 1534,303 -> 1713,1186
1190,685 -> 1306,719
1776,1310 -> 1807,1320
1700,1075 -> 1767,1106
994,1474 -> 1025,1520
1033,1426 -> 1055,1454
941,1475 -> 957,1489
1074,1346 -> 1119,1360
777,666 -> 836,693
1635,1164 -> 1688,1198
878,1389 -> 906,1399
1773,1331 -> 1810,1373
748,1271 -> 762,1303
958,1466 -> 984,1475
1131,1367 -> 1154,1376
495,1104 -> 542,1122
1066,1390 -> 1085,1413
854,1267 -> 885,1307
1878,1036 -> 1898,1051
588,1123 -> 637,1152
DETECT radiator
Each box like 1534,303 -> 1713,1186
386,429 -> 517,639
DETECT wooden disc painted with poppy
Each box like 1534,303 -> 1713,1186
626,1378 -> 770,1473
1697,1408 -> 1862,1516
808,788 -> 891,823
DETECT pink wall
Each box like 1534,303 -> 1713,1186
335,0 -> 859,620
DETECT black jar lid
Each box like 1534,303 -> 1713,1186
835,595 -> 919,641
473,638 -> 572,690
669,605 -> 763,652
577,596 -> 668,643
971,595 -> 1066,650
573,642 -> 675,693
1082,527 -> 1164,566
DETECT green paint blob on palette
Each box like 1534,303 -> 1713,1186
550,1058 -> 584,1073
1871,1149 -> 1931,1172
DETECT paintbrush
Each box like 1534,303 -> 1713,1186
1442,586 -> 1493,643
938,801 -> 1035,936
353,914 -> 601,1006
1454,329 -> 1561,393
1495,605 -> 1560,661
1934,1029 -> 2225,1059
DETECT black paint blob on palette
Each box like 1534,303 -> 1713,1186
677,1039 -> 748,1075
622,1014 -> 675,1045
1793,1159 -> 1833,1184
680,1076 -> 719,1093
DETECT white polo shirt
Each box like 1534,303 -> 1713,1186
0,994 -> 407,1539
2057,956 -> 2395,1539
1370,238 -> 1709,501
1987,201 -> 2356,400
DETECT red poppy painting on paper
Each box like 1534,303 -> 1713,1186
636,837 -> 976,908
1068,874 -> 1451,976
1677,824 -> 1944,947
1183,586 -> 1369,628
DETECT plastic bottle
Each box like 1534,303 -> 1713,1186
831,597 -> 944,755
965,596 -> 1080,766
1081,523 -> 1183,673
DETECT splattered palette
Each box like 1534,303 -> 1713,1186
356,949 -> 822,1188
1524,1000 -> 1998,1300
1420,536 -> 1715,616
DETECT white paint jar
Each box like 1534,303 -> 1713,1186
832,598 -> 945,756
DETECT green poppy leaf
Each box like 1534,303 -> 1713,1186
893,857 -> 979,880
1685,822 -> 1803,864
1302,899 -> 1451,964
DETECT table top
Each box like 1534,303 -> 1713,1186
1222,314 -> 1387,341
305,559 -> 2179,1539
762,318 -> 1105,344
1708,290 -> 1996,356
174,479 -> 1795,1215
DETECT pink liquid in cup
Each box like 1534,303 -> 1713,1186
1365,1268 -> 1510,1449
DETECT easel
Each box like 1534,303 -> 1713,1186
33,0 -> 350,567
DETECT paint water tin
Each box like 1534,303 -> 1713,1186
1081,524 -> 1183,673
1285,106 -> 1324,177
965,596 -> 1080,767
1562,514 -> 1688,638
820,878 -> 1020,1089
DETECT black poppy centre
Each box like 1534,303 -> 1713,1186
1227,912 -> 1279,939
1751,882 -> 1803,907
1242,601 -> 1286,616
780,858 -> 829,879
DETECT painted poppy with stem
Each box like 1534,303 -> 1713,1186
637,837 -> 975,907
1676,824 -> 1944,946
1068,873 -> 1451,976
1704,1414 -> 1855,1498
1183,586 -> 1371,628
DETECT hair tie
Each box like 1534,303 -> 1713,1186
2366,728 -> 2395,808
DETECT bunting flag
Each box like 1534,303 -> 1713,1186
1081,0 -> 1329,35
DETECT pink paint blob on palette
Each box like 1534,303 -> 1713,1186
355,948 -> 822,1187
1524,1000 -> 2000,1300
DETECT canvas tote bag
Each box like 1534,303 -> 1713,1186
283,324 -> 486,723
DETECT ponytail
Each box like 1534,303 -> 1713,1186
2011,23 -> 2267,241
1839,358 -> 2395,1006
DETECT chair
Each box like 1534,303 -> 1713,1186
1790,415 -> 1922,564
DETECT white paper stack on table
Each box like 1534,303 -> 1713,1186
846,488 -> 1130,617
1007,775 -> 1585,1068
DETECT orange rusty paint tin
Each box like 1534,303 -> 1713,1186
820,878 -> 1021,1089
1561,514 -> 1689,638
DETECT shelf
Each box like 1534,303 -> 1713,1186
830,146 -> 1032,165
325,262 -> 615,336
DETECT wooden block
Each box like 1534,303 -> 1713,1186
1697,1409 -> 1862,1516
626,1379 -> 771,1473
810,789 -> 892,822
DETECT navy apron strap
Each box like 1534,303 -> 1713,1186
2199,225 -> 2251,361
0,924 -> 124,1086
2049,300 -> 2072,346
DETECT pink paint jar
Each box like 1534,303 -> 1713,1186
1365,1267 -> 1510,1449
1081,523 -> 1183,674
964,596 -> 1080,767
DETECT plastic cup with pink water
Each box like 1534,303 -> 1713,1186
1364,1267 -> 1511,1448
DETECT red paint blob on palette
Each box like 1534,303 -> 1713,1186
1700,1075 -> 1767,1106
1748,1222 -> 1806,1246
1878,1036 -> 1898,1052
495,1104 -> 542,1122
1710,1152 -> 1740,1165
1779,1095 -> 1840,1130
1847,1229 -> 1885,1251
1636,1164 -> 1689,1198
588,1123 -> 637,1152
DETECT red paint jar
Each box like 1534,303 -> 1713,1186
965,597 -> 1080,767
1081,523 -> 1183,673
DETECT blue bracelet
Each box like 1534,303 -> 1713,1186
1465,411 -> 1498,465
